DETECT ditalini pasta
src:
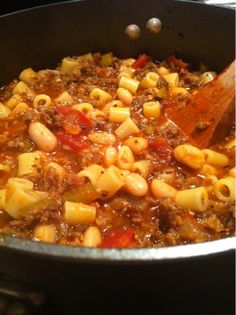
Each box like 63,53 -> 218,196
175,187 -> 208,212
0,52 -> 234,248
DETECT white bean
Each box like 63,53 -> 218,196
82,226 -> 102,247
124,173 -> 148,197
29,122 -> 58,152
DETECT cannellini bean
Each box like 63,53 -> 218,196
123,137 -> 148,155
151,179 -> 177,198
88,132 -> 116,145
82,226 -> 102,247
117,145 -> 135,170
28,122 -> 58,152
117,88 -> 133,105
104,146 -> 118,167
124,173 -> 148,197
174,144 -> 205,169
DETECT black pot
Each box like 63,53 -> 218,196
0,1 -> 235,314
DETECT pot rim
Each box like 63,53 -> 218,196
0,0 -> 234,19
0,234 -> 235,262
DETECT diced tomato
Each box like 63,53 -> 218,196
167,55 -> 188,70
56,106 -> 93,129
131,54 -> 149,69
100,228 -> 135,248
55,130 -> 89,152
148,137 -> 172,159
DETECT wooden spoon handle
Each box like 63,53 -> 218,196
167,60 -> 235,148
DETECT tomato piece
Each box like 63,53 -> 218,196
100,228 -> 135,248
55,130 -> 89,152
148,137 -> 172,159
56,106 -> 93,129
167,55 -> 188,70
132,54 -> 149,69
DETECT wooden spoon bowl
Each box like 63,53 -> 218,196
166,60 -> 235,148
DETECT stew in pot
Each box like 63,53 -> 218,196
0,52 -> 235,248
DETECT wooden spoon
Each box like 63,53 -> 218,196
166,60 -> 235,148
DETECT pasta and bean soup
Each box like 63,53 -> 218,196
0,52 -> 235,248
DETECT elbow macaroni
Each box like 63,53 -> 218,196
64,201 -> 96,225
78,164 -> 105,187
109,107 -> 130,123
90,88 -> 112,102
131,160 -> 150,178
213,177 -> 235,202
141,72 -> 159,88
4,177 -> 47,219
175,187 -> 208,212
202,149 -> 229,167
119,76 -> 140,94
96,165 -> 125,198
115,118 -> 140,140
33,94 -> 52,108
19,68 -> 37,84
0,103 -> 11,118
18,151 -> 41,177
143,101 -> 160,119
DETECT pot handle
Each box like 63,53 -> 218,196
0,272 -> 44,315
